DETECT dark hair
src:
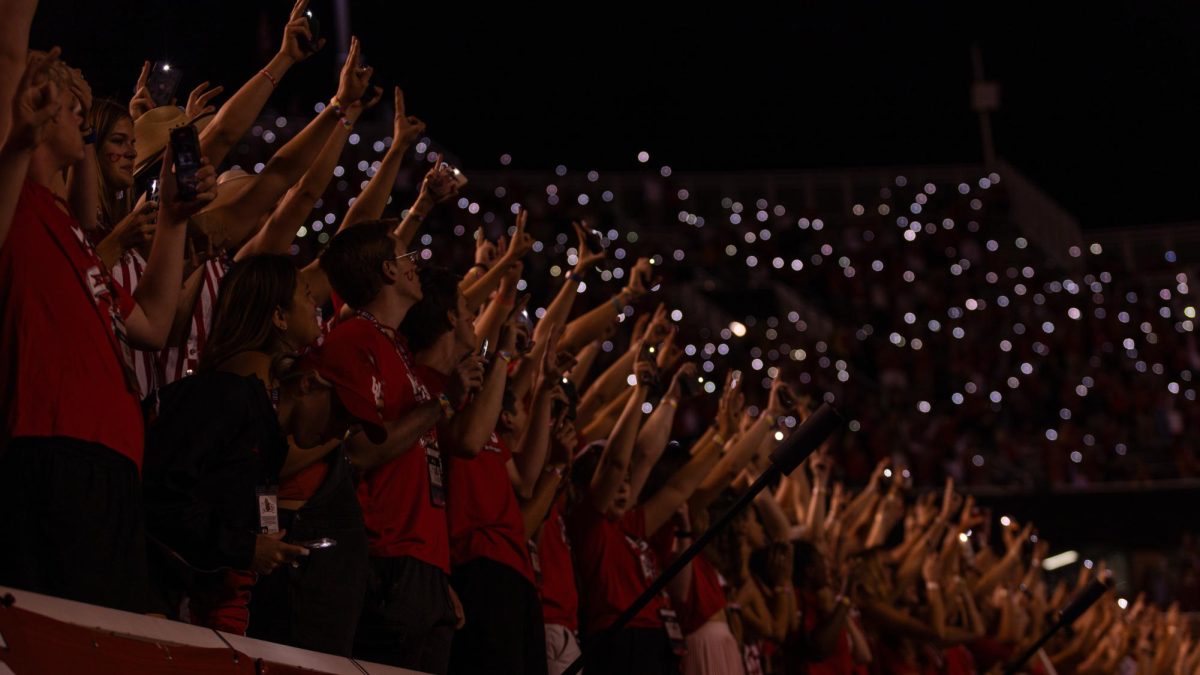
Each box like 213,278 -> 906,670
400,264 -> 460,353
199,255 -> 298,372
638,440 -> 689,505
319,219 -> 399,308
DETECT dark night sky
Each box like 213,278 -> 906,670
32,2 -> 1200,230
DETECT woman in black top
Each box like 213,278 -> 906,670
142,254 -> 334,634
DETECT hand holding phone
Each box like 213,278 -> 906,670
169,124 -> 201,201
147,61 -> 182,107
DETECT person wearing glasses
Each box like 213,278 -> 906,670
317,220 -> 476,674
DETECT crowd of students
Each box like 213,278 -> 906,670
3,2 -> 1200,673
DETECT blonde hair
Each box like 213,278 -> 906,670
26,50 -> 73,91
88,99 -> 134,228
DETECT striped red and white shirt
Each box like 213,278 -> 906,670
106,248 -> 164,400
159,254 -> 231,386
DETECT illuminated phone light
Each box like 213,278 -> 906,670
1000,516 -> 1012,527
1041,550 -> 1079,571
162,63 -> 171,71
1117,598 -> 1128,610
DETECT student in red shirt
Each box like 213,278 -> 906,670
395,265 -> 554,675
0,50 -> 215,613
567,344 -> 733,675
318,222 -> 476,674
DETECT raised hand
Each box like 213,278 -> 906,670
158,144 -> 217,222
417,153 -> 460,206
500,209 -> 534,264
335,36 -> 372,106
571,220 -> 606,272
129,61 -> 155,121
392,87 -> 426,148
8,48 -> 62,152
184,81 -> 224,121
623,257 -> 653,299
280,0 -> 325,63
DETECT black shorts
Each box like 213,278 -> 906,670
587,626 -> 677,675
449,556 -> 547,675
0,436 -> 148,613
354,555 -> 458,674
247,450 -> 369,656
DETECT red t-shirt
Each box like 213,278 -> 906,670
568,500 -> 666,634
799,589 -> 855,675
0,180 -> 143,466
446,428 -> 535,584
678,555 -> 728,635
537,495 -> 579,629
322,317 -> 448,571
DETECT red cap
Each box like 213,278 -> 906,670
296,345 -> 388,445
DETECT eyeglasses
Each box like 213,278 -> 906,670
392,250 -> 420,263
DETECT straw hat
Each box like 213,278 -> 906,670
133,106 -> 213,175
188,168 -> 260,250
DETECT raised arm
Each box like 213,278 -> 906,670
226,37 -> 372,233
513,334 -> 576,497
463,209 -> 534,313
237,86 -> 381,261
627,363 -> 693,500
63,68 -> 98,228
559,256 -> 651,355
340,87 -> 427,231
0,0 -> 39,147
125,146 -> 217,349
0,48 -> 58,248
587,352 -> 655,513
199,0 -> 324,167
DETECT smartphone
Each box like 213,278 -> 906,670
583,227 -> 606,254
730,369 -> 742,390
298,537 -> 337,550
169,124 -> 201,201
147,61 -> 182,107
298,10 -> 322,54
479,338 -> 489,360
440,162 -> 469,189
147,178 -> 160,204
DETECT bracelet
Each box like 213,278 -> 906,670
663,398 -> 679,408
437,393 -> 455,419
260,69 -> 279,89
496,351 -> 514,364
712,433 -> 726,447
469,263 -> 489,274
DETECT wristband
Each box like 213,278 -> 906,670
496,350 -> 514,364
260,69 -> 279,89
